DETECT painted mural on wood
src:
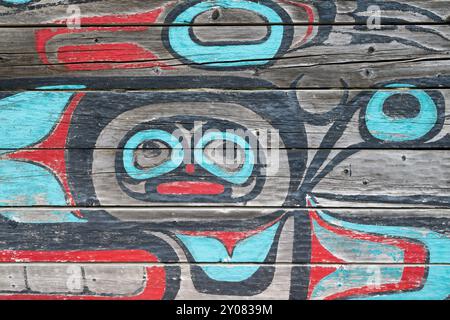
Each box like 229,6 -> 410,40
0,76 -> 449,299
0,0 -> 449,87
29,0 -> 332,72
0,0 -> 449,300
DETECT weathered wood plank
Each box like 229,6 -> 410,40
1,88 -> 450,208
0,263 -> 447,300
3,60 -> 450,89
1,149 -> 450,208
1,89 -> 450,150
2,207 -> 450,222
0,0 -> 448,26
1,0 -> 450,302
0,209 -> 448,264
0,210 -> 448,299
0,24 -> 449,88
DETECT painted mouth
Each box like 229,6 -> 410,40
156,181 -> 225,195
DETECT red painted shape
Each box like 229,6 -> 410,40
179,215 -> 284,256
307,266 -> 338,300
57,43 -> 172,71
35,7 -> 174,71
185,164 -> 195,174
36,26 -> 147,65
7,93 -> 85,218
53,8 -> 166,26
157,181 -> 225,195
307,217 -> 345,299
306,201 -> 428,300
0,250 -> 157,263
309,209 -> 428,264
310,231 -> 345,264
0,250 -> 166,300
323,267 -> 426,301
280,0 -> 315,45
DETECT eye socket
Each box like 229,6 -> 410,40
133,140 -> 171,170
364,84 -> 439,142
122,130 -> 184,180
203,139 -> 245,173
195,132 -> 254,184
164,0 -> 290,68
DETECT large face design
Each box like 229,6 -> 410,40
67,86 -> 306,221
95,103 -> 289,205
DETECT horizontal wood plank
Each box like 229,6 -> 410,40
0,0 -> 449,26
0,209 -> 448,299
1,0 -> 450,301
0,89 -> 449,208
0,24 -> 449,89
1,149 -> 450,207
1,89 -> 450,149
0,210 -> 448,263
0,263 -> 447,300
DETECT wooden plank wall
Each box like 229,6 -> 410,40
0,0 -> 449,300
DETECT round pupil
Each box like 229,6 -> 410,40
204,140 -> 245,172
382,93 -> 421,119
133,140 -> 170,170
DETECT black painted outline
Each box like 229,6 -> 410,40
162,0 -> 294,70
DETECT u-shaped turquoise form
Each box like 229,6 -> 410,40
0,86 -> 85,153
1,0 -> 33,4
365,84 -> 438,142
123,129 -> 184,180
194,131 -> 255,185
177,222 -> 280,282
167,0 -> 286,67
0,85 -> 86,223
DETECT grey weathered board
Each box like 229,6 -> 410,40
1,0 -> 449,25
0,264 -> 447,300
0,0 -> 450,300
2,148 -> 450,207
0,24 -> 449,88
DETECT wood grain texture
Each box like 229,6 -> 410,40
0,24 -> 449,88
0,264 -> 447,300
2,149 -> 450,207
0,208 -> 447,263
0,0 -> 449,25
1,88 -> 449,149
0,0 -> 450,300
0,210 -> 447,299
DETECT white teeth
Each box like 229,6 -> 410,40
0,265 -> 146,296
84,266 -> 146,296
27,265 -> 84,294
0,266 -> 26,292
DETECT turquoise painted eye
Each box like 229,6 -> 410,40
123,130 -> 184,180
195,132 -> 254,184
365,84 -> 438,142
165,0 -> 287,68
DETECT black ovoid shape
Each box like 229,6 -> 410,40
161,0 -> 295,70
382,93 -> 421,119
65,76 -> 307,226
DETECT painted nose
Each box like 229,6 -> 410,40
185,164 -> 195,174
